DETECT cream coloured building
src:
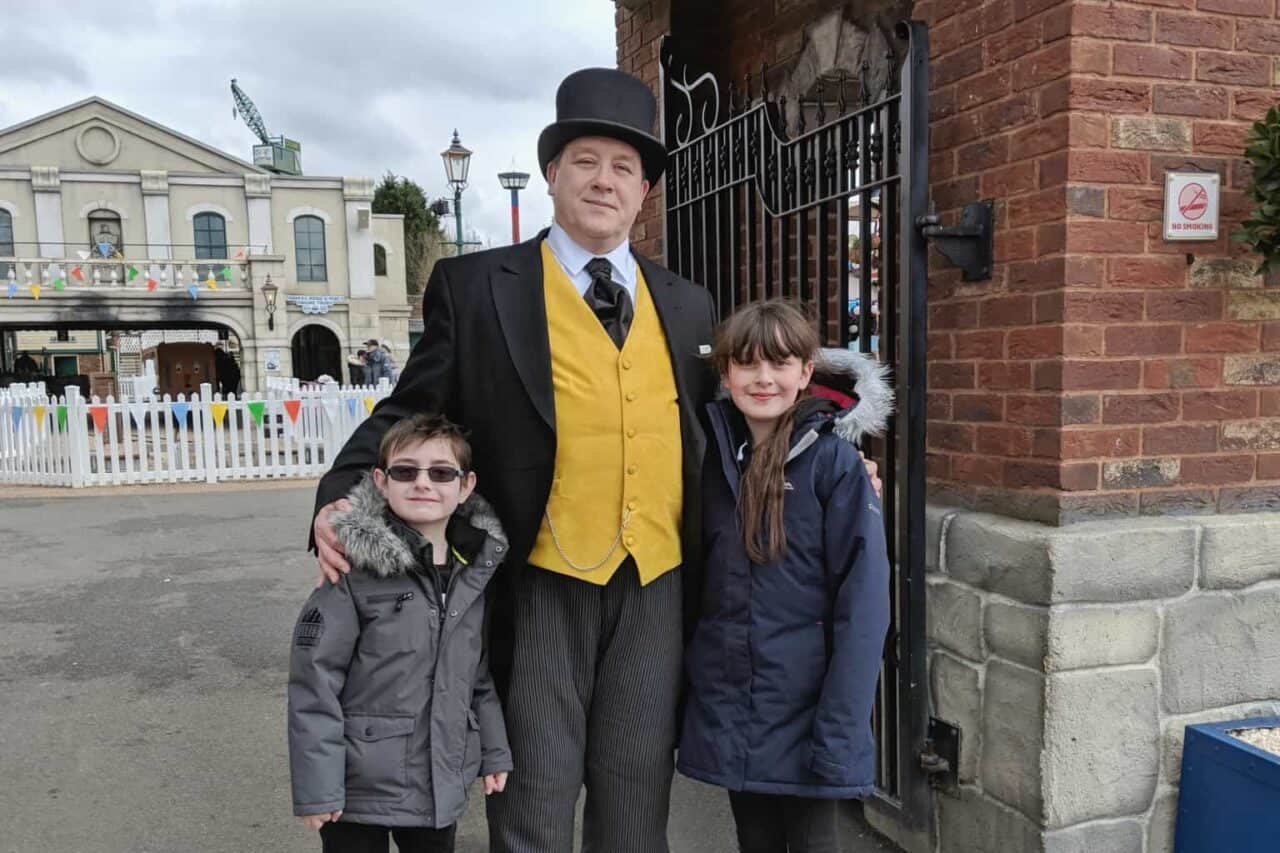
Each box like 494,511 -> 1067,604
0,97 -> 408,391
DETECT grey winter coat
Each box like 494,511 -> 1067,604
287,475 -> 513,828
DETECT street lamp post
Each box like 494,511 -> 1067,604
440,130 -> 473,257
261,274 -> 279,331
498,169 -> 531,244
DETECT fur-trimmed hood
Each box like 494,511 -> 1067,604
331,473 -> 508,578
811,347 -> 894,444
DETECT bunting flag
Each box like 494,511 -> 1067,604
127,265 -> 140,281
187,283 -> 199,300
33,405 -> 47,429
321,397 -> 340,423
10,406 -> 22,430
88,405 -> 108,432
129,402 -> 148,429
30,284 -> 40,300
219,265 -> 232,279
6,282 -> 15,298
282,399 -> 301,423
76,249 -> 90,261
209,402 -> 228,425
71,266 -> 84,281
97,241 -> 112,258
235,248 -> 246,260
364,396 -> 375,414
147,278 -> 158,292
52,278 -> 66,291
346,398 -> 358,417
56,405 -> 68,430
246,401 -> 266,425
206,273 -> 218,291
171,401 -> 190,422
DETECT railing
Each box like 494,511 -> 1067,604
2,257 -> 252,296
0,380 -> 392,487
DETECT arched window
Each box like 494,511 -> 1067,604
294,215 -> 327,281
0,210 -> 13,257
194,211 -> 229,281
373,243 -> 387,276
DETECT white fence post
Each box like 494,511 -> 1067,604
65,386 -> 89,488
199,382 -> 218,484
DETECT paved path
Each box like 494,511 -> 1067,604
0,484 -> 895,852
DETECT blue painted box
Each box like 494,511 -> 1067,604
1175,716 -> 1280,853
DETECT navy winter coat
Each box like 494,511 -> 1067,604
677,354 -> 892,799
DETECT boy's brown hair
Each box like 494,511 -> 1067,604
377,413 -> 472,471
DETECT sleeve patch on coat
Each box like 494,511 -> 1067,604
294,608 -> 324,647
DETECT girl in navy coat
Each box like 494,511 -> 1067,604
678,300 -> 893,853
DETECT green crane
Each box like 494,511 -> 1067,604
231,79 -> 302,176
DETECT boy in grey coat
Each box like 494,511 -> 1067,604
289,413 -> 513,852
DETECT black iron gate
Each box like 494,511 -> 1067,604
661,21 -> 931,828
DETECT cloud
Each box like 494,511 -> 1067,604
0,0 -> 619,247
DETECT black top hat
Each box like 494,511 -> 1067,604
537,68 -> 667,184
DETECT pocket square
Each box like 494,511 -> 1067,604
698,344 -> 712,355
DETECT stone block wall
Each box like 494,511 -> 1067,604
917,0 -> 1280,523
925,501 -> 1280,852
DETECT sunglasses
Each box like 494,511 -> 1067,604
384,464 -> 468,484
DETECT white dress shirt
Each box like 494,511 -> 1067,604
544,222 -> 638,304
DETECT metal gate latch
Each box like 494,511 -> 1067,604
916,200 -> 994,282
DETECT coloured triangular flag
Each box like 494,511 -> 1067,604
29,284 -> 40,300
219,265 -> 232,279
71,266 -> 84,281
282,399 -> 301,423
147,278 -> 158,292
6,282 -> 15,298
88,405 -> 108,432
33,405 -> 46,428
206,273 -> 218,291
346,398 -> 358,417
187,283 -> 199,300
129,402 -> 148,429
171,401 -> 190,422
76,249 -> 90,261
247,401 -> 265,425
56,405 -> 67,430
364,396 -> 375,414
127,265 -> 139,281
10,406 -> 22,430
321,398 -> 339,423
52,278 -> 66,291
235,249 -> 245,259
97,241 -> 112,258
209,402 -> 228,425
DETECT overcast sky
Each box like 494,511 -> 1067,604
0,0 -> 618,249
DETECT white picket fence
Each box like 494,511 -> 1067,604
0,380 -> 392,487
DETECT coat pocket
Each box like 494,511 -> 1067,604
343,714 -> 415,801
461,708 -> 482,781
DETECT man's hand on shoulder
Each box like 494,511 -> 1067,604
860,452 -> 883,501
314,499 -> 352,585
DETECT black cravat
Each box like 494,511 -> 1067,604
584,257 -> 633,349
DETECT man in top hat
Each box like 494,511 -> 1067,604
309,67 -> 717,852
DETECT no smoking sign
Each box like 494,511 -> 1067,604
1164,171 -> 1220,241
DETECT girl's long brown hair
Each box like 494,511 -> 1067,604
712,300 -> 821,564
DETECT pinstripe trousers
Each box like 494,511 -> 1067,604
485,559 -> 684,853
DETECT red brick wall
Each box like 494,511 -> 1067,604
617,0 -> 1280,521
617,0 -> 670,260
919,0 -> 1280,521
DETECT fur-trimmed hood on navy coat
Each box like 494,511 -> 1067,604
288,476 -> 512,829
677,349 -> 893,799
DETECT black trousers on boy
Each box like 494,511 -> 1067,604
728,791 -> 841,853
319,821 -> 456,853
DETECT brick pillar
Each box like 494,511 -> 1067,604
616,0 -> 671,260
919,0 -> 1280,524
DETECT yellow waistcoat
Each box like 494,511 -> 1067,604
527,242 -> 684,585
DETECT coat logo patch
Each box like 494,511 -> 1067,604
294,608 -> 324,647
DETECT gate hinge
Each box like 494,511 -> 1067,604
920,717 -> 961,793
917,200 -> 994,282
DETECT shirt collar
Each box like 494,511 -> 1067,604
546,222 -> 636,287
